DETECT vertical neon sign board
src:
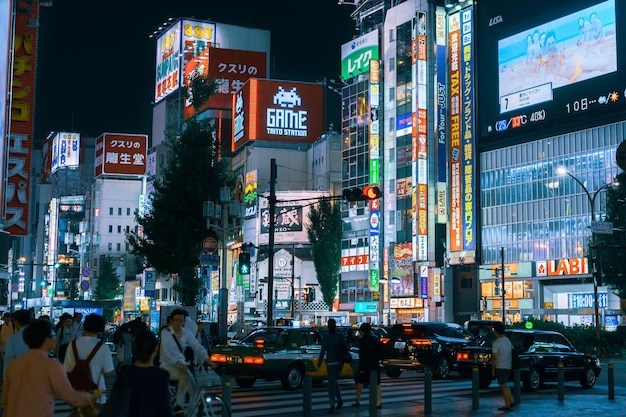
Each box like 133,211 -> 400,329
460,7 -> 476,251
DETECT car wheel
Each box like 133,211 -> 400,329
523,367 -> 542,391
580,366 -> 597,388
433,357 -> 450,379
281,364 -> 304,390
385,366 -> 402,378
479,373 -> 492,389
235,377 -> 256,388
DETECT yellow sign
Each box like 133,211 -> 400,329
492,299 -> 519,309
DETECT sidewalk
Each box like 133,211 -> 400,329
308,386 -> 625,417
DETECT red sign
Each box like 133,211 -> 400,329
202,236 -> 218,253
232,79 -> 324,152
5,6 -> 38,236
94,133 -> 148,177
183,47 -> 267,119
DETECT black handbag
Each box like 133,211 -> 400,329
100,366 -> 133,417
337,342 -> 353,364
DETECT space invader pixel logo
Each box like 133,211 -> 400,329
273,86 -> 301,108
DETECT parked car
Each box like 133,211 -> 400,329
464,319 -> 502,339
380,322 -> 474,379
455,328 -> 602,390
210,326 -> 358,390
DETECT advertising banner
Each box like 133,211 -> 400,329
448,11 -> 462,251
94,133 -> 147,177
391,243 -> 414,297
183,47 -> 267,118
51,132 -> 80,174
244,169 -> 258,218
436,7 -> 448,223
155,19 -> 217,104
461,7 -> 476,251
6,4 -> 38,236
231,79 -> 323,151
341,30 -> 379,80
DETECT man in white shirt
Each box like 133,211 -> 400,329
63,314 -> 115,404
160,309 -> 216,415
491,321 -> 514,411
72,312 -> 84,338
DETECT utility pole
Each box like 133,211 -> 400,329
267,159 -> 277,327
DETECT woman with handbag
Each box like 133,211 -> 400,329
352,323 -> 382,409
317,318 -> 346,412
102,330 -> 173,417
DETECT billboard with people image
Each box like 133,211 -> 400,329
478,0 -> 625,143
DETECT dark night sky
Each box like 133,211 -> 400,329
34,0 -> 355,143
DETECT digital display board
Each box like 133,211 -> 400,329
477,0 -> 625,142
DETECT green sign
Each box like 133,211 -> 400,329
369,269 -> 379,290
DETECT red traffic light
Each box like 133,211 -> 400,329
363,185 -> 381,200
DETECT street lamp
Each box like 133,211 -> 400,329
557,167 -> 615,340
203,187 -> 243,341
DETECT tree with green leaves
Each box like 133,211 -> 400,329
307,198 -> 342,310
93,256 -> 122,322
127,73 -> 232,306
595,171 -> 626,305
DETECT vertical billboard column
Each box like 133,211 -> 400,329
448,12 -> 462,252
5,5 -> 38,235
460,7 -> 476,252
415,12 -> 428,262
369,60 -> 381,292
435,7 -> 448,224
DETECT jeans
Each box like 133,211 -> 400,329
327,362 -> 343,406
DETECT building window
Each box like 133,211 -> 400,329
125,225 -> 130,233
118,207 -> 122,216
389,28 -> 395,42
126,207 -> 131,216
107,243 -> 112,251
109,207 -> 113,215
117,225 -> 122,233
389,57 -> 395,71
116,243 -> 121,251
162,288 -> 168,300
125,243 -> 130,251
108,225 -> 113,233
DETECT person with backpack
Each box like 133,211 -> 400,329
3,320 -> 97,417
56,313 -> 77,361
63,314 -> 114,404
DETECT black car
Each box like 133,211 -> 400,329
380,322 -> 474,379
455,329 -> 602,390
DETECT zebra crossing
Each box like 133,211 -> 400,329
45,375 -> 495,416
228,376 -> 496,417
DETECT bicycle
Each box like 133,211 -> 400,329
184,365 -> 231,417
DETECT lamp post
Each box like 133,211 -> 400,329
203,186 -> 242,341
557,167 -> 614,340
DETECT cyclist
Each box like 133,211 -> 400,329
160,309 -> 217,415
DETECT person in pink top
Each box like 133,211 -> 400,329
2,320 -> 96,417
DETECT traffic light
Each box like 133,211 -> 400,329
238,252 -> 250,275
363,185 -> 382,200
342,186 -> 382,202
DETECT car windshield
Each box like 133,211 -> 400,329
240,328 -> 289,347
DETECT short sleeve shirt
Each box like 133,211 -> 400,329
492,336 -> 513,370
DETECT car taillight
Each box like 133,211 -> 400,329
211,353 -> 227,363
244,356 -> 264,365
457,352 -> 470,361
380,337 -> 390,344
410,339 -> 431,346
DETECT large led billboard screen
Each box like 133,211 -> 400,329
231,79 -> 323,152
477,0 -> 625,143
